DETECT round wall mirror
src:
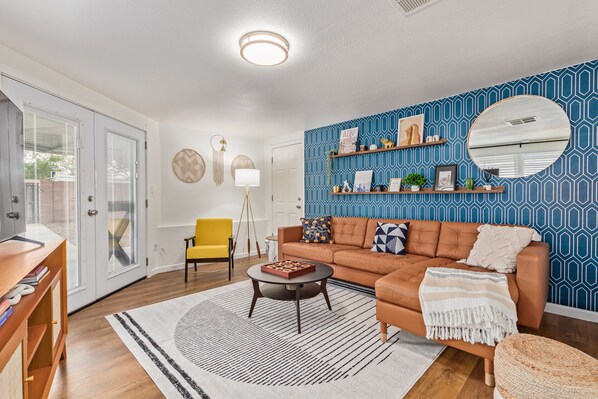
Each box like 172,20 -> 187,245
468,95 -> 570,178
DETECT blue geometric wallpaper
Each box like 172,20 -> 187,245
304,59 -> 598,312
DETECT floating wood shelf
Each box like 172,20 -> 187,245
331,186 -> 505,195
332,139 -> 447,159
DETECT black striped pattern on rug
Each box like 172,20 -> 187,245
173,285 -> 400,386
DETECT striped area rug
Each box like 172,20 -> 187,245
107,280 -> 444,399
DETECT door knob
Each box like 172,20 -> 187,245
296,205 -> 302,209
6,212 -> 19,219
88,209 -> 99,216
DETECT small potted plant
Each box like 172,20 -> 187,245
403,173 -> 427,192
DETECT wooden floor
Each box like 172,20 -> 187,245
50,258 -> 598,399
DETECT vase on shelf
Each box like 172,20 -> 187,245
411,185 -> 420,192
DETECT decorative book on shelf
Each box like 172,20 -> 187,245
261,260 -> 316,279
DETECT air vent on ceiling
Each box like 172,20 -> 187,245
389,0 -> 442,16
507,116 -> 538,126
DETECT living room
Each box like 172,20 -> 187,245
0,1 -> 596,398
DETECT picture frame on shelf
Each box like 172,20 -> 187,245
339,127 -> 359,154
434,164 -> 458,191
388,178 -> 402,192
397,114 -> 425,146
353,170 -> 373,192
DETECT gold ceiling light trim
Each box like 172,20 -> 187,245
239,31 -> 289,67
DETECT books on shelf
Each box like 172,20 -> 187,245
20,265 -> 49,286
0,306 -> 14,328
0,299 -> 9,316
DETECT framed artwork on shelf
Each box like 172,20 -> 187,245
339,127 -> 359,154
388,178 -> 402,192
434,164 -> 458,191
397,114 -> 425,146
353,170 -> 373,192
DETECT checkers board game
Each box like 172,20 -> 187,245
260,260 -> 316,279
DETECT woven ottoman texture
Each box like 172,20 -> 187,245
495,333 -> 598,399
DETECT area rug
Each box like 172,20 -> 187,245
107,280 -> 444,399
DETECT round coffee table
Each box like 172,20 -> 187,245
247,262 -> 334,333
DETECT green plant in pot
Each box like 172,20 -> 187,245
465,177 -> 475,190
403,173 -> 427,192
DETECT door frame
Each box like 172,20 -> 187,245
266,133 -> 304,236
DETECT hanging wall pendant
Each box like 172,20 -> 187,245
210,134 -> 227,185
230,154 -> 255,178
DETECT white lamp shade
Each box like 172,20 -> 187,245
235,168 -> 260,187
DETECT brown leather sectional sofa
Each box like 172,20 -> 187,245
278,216 -> 550,386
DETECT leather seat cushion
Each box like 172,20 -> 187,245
281,242 -> 361,263
363,219 -> 441,257
334,248 -> 430,275
376,258 -> 520,312
331,217 -> 369,246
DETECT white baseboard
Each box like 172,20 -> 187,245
545,303 -> 598,323
149,250 -> 262,277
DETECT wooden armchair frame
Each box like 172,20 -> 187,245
184,235 -> 234,282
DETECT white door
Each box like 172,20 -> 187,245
8,80 -> 97,311
94,115 -> 147,298
272,143 -> 303,234
4,78 -> 147,311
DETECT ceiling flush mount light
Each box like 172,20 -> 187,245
239,31 -> 289,66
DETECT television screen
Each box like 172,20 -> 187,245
0,89 -> 26,243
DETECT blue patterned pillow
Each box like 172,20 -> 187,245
300,216 -> 332,243
371,222 -> 410,255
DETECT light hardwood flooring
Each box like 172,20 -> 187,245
50,258 -> 598,398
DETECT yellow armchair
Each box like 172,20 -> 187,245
184,218 -> 234,282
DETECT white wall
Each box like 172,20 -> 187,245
154,124 -> 267,274
0,43 -> 163,274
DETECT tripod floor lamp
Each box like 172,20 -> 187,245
234,168 -> 261,259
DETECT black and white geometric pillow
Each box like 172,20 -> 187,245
371,222 -> 410,255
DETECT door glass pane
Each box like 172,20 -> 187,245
23,109 -> 80,291
107,132 -> 137,273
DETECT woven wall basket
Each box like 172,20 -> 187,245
172,148 -> 205,183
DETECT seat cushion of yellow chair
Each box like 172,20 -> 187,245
187,245 -> 229,259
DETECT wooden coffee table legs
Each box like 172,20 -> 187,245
248,279 -> 332,333
295,287 -> 302,333
248,279 -> 262,318
321,278 -> 332,310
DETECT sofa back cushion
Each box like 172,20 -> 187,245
363,219 -> 441,257
436,222 -> 481,260
331,217 -> 369,246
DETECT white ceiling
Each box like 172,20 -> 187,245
0,0 -> 596,139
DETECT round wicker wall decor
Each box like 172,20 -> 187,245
230,155 -> 256,178
172,149 -> 205,183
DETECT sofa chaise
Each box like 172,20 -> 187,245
278,216 -> 549,386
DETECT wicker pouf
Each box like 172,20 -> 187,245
495,333 -> 598,399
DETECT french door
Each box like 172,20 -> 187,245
4,78 -> 147,312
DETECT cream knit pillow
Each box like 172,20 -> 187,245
460,225 -> 541,273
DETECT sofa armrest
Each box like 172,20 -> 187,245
278,226 -> 303,260
516,241 -> 549,329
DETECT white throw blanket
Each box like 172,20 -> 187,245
418,267 -> 518,346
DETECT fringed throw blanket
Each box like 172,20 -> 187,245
418,267 -> 518,346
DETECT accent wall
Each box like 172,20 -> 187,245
304,59 -> 597,312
